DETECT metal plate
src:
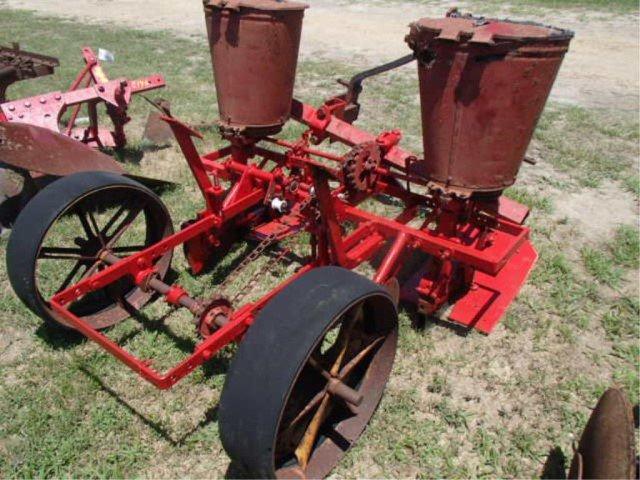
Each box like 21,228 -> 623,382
0,122 -> 125,176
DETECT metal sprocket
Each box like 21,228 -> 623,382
342,141 -> 382,193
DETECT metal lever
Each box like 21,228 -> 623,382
335,53 -> 416,124
339,53 -> 416,104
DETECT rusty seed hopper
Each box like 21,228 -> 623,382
204,0 -> 308,137
406,11 -> 573,194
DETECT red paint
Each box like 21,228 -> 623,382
42,11 -> 573,392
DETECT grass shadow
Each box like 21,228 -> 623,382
80,365 -> 219,447
541,446 -> 567,479
35,321 -> 87,350
201,350 -> 233,377
207,242 -> 254,283
107,145 -> 145,165
124,306 -> 198,356
401,301 -> 472,337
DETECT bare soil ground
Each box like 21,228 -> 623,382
1,0 -> 638,110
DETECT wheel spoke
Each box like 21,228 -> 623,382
39,247 -> 93,261
295,394 -> 333,470
81,261 -> 101,281
294,304 -> 363,469
56,261 -> 87,293
318,304 -> 364,368
338,336 -> 385,380
284,389 -> 326,433
76,207 -> 98,240
100,204 -> 128,238
87,210 -> 106,247
104,202 -> 146,249
287,335 -> 377,438
39,254 -> 94,261
308,355 -> 332,379
110,245 -> 147,254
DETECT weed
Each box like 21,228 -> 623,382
611,225 -> 640,269
581,247 -> 623,287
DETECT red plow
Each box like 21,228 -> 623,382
0,46 -> 170,231
5,3 -> 572,478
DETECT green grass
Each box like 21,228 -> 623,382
535,105 -> 640,192
612,225 -> 640,269
581,247 -> 624,287
581,225 -> 640,287
505,187 -> 554,214
1,5 -> 639,480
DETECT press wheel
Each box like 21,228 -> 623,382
7,171 -> 173,330
219,266 -> 398,479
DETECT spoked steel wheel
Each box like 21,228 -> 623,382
7,172 -> 173,330
220,267 -> 398,479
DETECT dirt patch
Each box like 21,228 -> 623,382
0,325 -> 32,365
553,186 -> 639,242
1,0 -> 638,110
517,156 -> 639,243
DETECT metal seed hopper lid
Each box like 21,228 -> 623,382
204,0 -> 308,11
408,10 -> 573,46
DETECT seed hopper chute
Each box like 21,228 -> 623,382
6,4 -> 572,478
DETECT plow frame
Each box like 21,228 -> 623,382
47,94 -> 537,391
0,47 -> 165,149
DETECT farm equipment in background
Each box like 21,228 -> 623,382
5,2 -> 572,478
0,43 -> 59,103
567,388 -> 637,480
0,46 -> 169,231
0,46 -> 165,148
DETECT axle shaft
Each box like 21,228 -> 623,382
101,252 -> 202,315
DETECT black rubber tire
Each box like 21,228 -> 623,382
7,171 -> 173,329
219,266 -> 398,478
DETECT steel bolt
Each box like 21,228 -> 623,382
24,101 -> 31,108
54,94 -> 62,100
8,105 -> 14,111
39,97 -> 46,104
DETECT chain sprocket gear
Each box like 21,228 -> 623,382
342,141 -> 383,193
197,294 -> 234,337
